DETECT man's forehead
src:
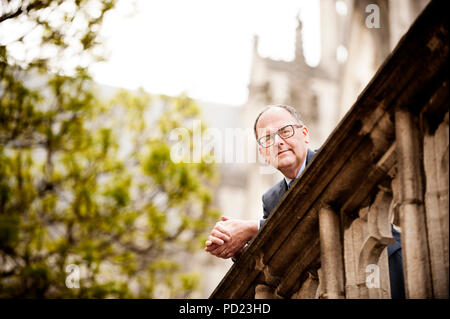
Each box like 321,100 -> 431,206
256,108 -> 297,131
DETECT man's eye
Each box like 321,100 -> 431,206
264,135 -> 272,142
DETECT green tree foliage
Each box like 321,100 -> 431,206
0,0 -> 220,298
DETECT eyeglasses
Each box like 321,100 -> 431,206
257,124 -> 303,148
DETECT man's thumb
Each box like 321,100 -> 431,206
221,216 -> 230,221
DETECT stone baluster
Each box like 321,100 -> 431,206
318,206 -> 345,299
395,108 -> 433,298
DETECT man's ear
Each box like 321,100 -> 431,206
302,126 -> 310,144
258,145 -> 268,163
257,144 -> 263,157
258,145 -> 272,164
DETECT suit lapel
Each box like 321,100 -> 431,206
306,148 -> 316,166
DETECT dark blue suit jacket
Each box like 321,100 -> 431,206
388,226 -> 405,299
259,149 -> 405,299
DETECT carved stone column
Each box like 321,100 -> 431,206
395,108 -> 433,298
291,272 -> 320,299
319,206 -> 345,298
255,284 -> 281,299
423,111 -> 449,298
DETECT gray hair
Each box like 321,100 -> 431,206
253,104 -> 304,139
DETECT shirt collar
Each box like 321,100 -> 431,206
284,158 -> 306,188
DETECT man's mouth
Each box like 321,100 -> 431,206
277,149 -> 291,156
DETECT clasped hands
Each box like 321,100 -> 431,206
204,216 -> 258,259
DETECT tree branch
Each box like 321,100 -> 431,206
0,6 -> 23,24
0,1 -> 58,24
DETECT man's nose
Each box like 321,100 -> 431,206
273,133 -> 284,147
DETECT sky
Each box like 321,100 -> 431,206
91,0 -> 321,106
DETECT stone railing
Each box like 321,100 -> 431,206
210,0 -> 448,299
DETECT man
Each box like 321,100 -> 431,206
204,104 -> 405,298
204,104 -> 312,259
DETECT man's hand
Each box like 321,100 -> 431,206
205,216 -> 232,246
204,216 -> 258,259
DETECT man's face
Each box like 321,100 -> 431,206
256,107 -> 310,177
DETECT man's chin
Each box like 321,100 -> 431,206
275,158 -> 295,170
